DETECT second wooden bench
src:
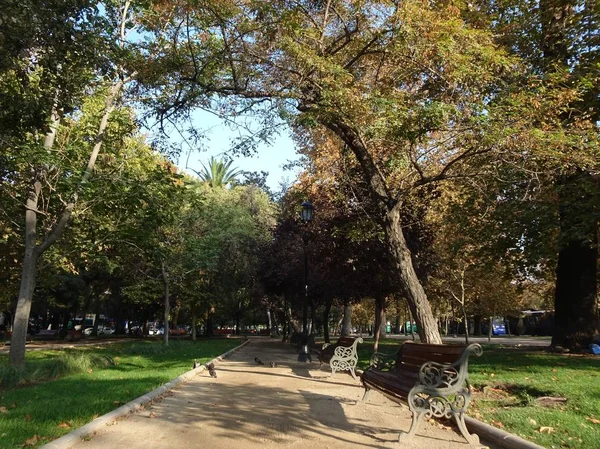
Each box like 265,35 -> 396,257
313,336 -> 363,380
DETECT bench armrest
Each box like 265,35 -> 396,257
417,343 -> 483,391
370,350 -> 399,370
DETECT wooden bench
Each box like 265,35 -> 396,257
313,336 -> 363,380
360,341 -> 482,444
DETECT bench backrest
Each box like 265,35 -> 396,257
385,342 -> 467,393
398,342 -> 466,367
335,336 -> 358,347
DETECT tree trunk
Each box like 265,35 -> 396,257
267,308 -> 272,333
323,299 -> 332,343
8,78 -> 127,366
473,315 -> 482,336
394,298 -> 401,333
385,206 -> 442,344
161,259 -> 170,346
552,199 -> 598,349
341,303 -> 352,336
9,181 -> 41,366
309,302 -> 317,335
462,304 -> 470,345
539,0 -> 599,350
191,308 -> 197,340
409,306 -> 415,341
373,296 -> 386,352
206,308 -> 214,338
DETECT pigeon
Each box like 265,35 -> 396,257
193,359 -> 199,369
207,362 -> 217,378
269,361 -> 277,368
254,357 -> 265,365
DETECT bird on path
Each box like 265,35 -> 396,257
269,361 -> 277,368
207,362 -> 217,378
193,359 -> 199,369
254,357 -> 265,365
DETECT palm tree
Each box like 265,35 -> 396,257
194,156 -> 241,188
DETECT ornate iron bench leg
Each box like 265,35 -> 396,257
398,410 -> 425,443
360,388 -> 371,403
349,366 -> 358,380
454,412 -> 480,445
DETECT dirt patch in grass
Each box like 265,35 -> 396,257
473,382 -> 558,407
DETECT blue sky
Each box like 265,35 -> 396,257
174,111 -> 300,191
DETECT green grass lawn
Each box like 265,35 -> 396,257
356,339 -> 600,449
0,338 -> 241,449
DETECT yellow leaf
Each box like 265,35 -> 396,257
586,417 -> 600,425
58,422 -> 71,428
0,407 -> 7,413
538,426 -> 555,434
528,418 -> 537,426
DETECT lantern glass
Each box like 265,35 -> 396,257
300,200 -> 314,222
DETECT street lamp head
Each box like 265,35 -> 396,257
300,200 -> 314,222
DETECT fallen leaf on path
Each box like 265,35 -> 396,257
149,412 -> 157,418
22,435 -> 39,447
490,420 -> 504,428
58,422 -> 71,428
586,417 -> 600,425
538,426 -> 555,434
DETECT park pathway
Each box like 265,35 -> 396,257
66,337 -> 494,449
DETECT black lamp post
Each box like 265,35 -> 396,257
298,200 -> 314,362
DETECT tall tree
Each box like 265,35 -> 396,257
146,0 -> 524,343
462,0 -> 600,349
195,156 -> 241,188
4,1 -> 139,366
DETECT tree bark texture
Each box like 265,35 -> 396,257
323,299 -> 332,343
341,303 -> 352,336
552,176 -> 598,349
161,259 -> 170,346
9,181 -> 42,367
373,296 -> 386,352
385,206 -> 443,344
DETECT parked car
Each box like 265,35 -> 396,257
84,326 -> 115,336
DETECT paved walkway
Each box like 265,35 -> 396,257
60,337 -> 495,449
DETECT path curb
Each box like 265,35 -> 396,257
40,339 -> 250,449
466,416 -> 546,449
